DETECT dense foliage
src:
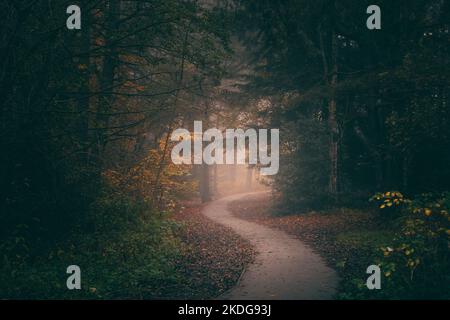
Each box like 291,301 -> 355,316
342,191 -> 450,299
0,0 -> 232,298
376,192 -> 450,299
236,0 -> 450,210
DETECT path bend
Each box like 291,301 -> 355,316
203,192 -> 338,300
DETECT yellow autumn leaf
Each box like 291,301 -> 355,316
424,208 -> 432,216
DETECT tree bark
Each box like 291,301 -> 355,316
246,165 -> 253,190
319,17 -> 339,198
97,0 -> 120,158
78,0 -> 91,164
200,163 -> 211,203
327,32 -> 339,196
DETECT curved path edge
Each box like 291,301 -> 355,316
203,192 -> 339,300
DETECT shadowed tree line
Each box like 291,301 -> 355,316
235,0 -> 450,210
0,0 -> 249,299
231,0 -> 450,299
0,0 -> 234,246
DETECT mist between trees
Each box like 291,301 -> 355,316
170,121 -> 279,175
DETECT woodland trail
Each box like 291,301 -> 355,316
203,192 -> 338,300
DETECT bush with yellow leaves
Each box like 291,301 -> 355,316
102,140 -> 197,214
374,192 -> 450,299
370,191 -> 410,220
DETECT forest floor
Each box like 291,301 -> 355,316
0,194 -> 390,299
171,199 -> 255,299
229,193 -> 394,299
0,197 -> 255,300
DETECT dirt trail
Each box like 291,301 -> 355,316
203,192 -> 338,300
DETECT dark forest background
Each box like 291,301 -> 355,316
0,0 -> 449,299
238,0 -> 450,209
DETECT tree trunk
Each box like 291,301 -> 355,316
246,165 -> 253,190
213,164 -> 218,195
402,154 -> 410,192
200,163 -> 211,203
319,18 -> 339,198
78,0 -> 91,164
328,31 -> 339,196
96,0 -> 120,158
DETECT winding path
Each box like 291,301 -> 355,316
203,192 -> 338,300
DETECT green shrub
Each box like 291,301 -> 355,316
373,192 -> 450,299
0,193 -> 186,299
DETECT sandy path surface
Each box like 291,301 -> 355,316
203,192 -> 338,300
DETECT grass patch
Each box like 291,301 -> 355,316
336,230 -> 395,250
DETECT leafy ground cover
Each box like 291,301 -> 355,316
229,193 -> 449,299
0,197 -> 254,300
171,200 -> 255,299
